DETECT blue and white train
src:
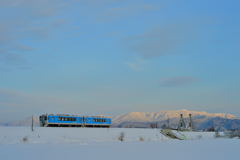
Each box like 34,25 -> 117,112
39,114 -> 111,128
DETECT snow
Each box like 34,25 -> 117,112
0,127 -> 239,160
0,127 -> 215,144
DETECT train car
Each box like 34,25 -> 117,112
39,114 -> 111,128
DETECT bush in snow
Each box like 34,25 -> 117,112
197,135 -> 202,139
215,131 -> 220,138
139,137 -> 144,142
118,132 -> 125,142
22,136 -> 28,143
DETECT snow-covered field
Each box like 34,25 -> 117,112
0,127 -> 239,160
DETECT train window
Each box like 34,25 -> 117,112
58,117 -> 77,121
92,118 -> 107,122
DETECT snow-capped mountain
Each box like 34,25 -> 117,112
112,109 -> 235,124
112,110 -> 240,130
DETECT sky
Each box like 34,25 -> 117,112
0,0 -> 240,121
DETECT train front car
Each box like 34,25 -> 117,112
39,114 -> 111,128
39,114 -> 48,127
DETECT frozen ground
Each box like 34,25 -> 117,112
0,127 -> 239,160
0,127 -> 216,144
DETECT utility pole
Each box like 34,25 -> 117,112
31,115 -> 34,132
188,114 -> 193,131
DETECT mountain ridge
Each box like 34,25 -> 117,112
112,110 -> 240,130
112,109 -> 237,124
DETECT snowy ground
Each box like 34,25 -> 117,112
0,127 -> 239,160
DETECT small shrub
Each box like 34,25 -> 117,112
215,131 -> 220,138
118,132 -> 125,142
139,137 -> 144,142
197,135 -> 202,139
22,136 -> 28,143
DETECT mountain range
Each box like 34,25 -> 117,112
112,110 -> 240,131
1,110 -> 240,131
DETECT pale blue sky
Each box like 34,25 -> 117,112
0,0 -> 240,121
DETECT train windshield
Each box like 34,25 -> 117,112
40,115 -> 47,121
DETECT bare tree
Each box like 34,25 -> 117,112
31,115 -> 34,132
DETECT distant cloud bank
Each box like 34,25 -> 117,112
160,76 -> 198,87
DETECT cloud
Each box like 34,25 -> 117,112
1,53 -> 27,67
126,58 -> 147,71
0,0 -> 66,16
125,24 -> 195,59
13,45 -> 35,52
73,0 -> 123,5
0,0 -> 67,66
160,76 -> 198,87
72,0 -> 158,22
0,0 -> 160,67
97,3 -> 158,22
0,0 -> 157,65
